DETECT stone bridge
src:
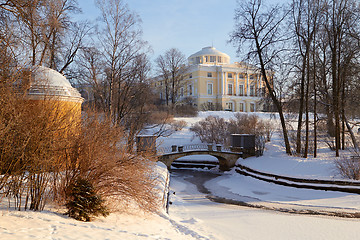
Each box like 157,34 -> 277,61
157,144 -> 243,171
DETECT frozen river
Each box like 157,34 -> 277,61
168,168 -> 360,240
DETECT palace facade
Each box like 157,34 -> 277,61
155,46 -> 270,112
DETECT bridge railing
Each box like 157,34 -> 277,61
157,144 -> 233,155
182,144 -> 209,152
157,146 -> 173,155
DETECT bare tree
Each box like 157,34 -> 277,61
0,0 -> 83,72
230,0 -> 292,155
155,48 -> 187,108
74,0 -> 173,151
77,46 -> 107,110
322,0 -> 360,156
96,0 -> 150,121
290,0 -> 321,157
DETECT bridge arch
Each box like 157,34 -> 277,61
158,150 -> 242,171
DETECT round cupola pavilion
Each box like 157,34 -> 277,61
188,46 -> 230,65
27,66 -> 83,103
24,66 -> 84,120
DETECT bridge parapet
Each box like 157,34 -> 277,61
157,144 -> 231,155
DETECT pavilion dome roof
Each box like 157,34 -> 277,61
27,66 -> 83,103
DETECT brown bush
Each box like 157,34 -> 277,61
58,111 -> 160,213
335,155 -> 360,180
170,120 -> 187,131
0,77 -> 159,213
228,113 -> 263,135
174,104 -> 198,117
0,89 -> 78,210
190,116 -> 228,144
190,113 -> 273,153
200,102 -> 223,111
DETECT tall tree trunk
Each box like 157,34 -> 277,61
313,46 -> 317,158
341,78 -> 345,150
296,57 -> 307,154
344,116 -> 359,150
304,51 -> 310,158
331,38 -> 340,157
255,40 -> 292,155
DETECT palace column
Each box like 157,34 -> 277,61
221,71 -> 224,95
217,70 -> 220,96
223,72 -> 226,95
246,73 -> 249,96
235,72 -> 238,96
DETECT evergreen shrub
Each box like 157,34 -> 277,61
65,177 -> 109,221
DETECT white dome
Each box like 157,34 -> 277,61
27,66 -> 83,103
189,46 -> 230,59
188,46 -> 230,65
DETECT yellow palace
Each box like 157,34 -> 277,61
155,47 -> 271,112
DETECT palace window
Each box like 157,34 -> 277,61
228,73 -> 233,78
189,73 -> 192,79
226,102 -> 233,111
250,103 -> 256,112
210,56 -> 216,62
205,56 -> 209,62
239,73 -> 244,79
239,103 -> 244,112
250,75 -> 254,80
180,87 -> 184,97
189,85 -> 193,96
239,85 -> 244,96
207,83 -> 213,95
207,72 -> 212,77
228,84 -> 233,95
250,85 -> 255,96
218,56 -> 222,63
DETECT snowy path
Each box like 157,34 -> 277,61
169,169 -> 360,240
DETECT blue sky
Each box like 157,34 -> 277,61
77,0 -> 239,63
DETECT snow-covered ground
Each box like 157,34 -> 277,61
1,111 -> 360,239
169,169 -> 360,240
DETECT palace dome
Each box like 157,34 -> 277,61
188,46 -> 230,65
27,66 -> 83,103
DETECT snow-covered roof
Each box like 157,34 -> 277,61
27,66 -> 83,103
189,46 -> 230,59
188,46 -> 231,64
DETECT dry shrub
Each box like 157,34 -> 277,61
190,116 -> 228,144
200,102 -> 223,111
227,114 -> 270,155
147,110 -> 174,125
228,113 -> 261,135
0,87 -> 78,210
0,73 -> 159,214
174,104 -> 198,117
190,113 -> 272,154
228,113 -> 272,141
58,111 -> 160,213
170,120 -> 187,131
335,156 -> 360,180
263,120 -> 275,142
